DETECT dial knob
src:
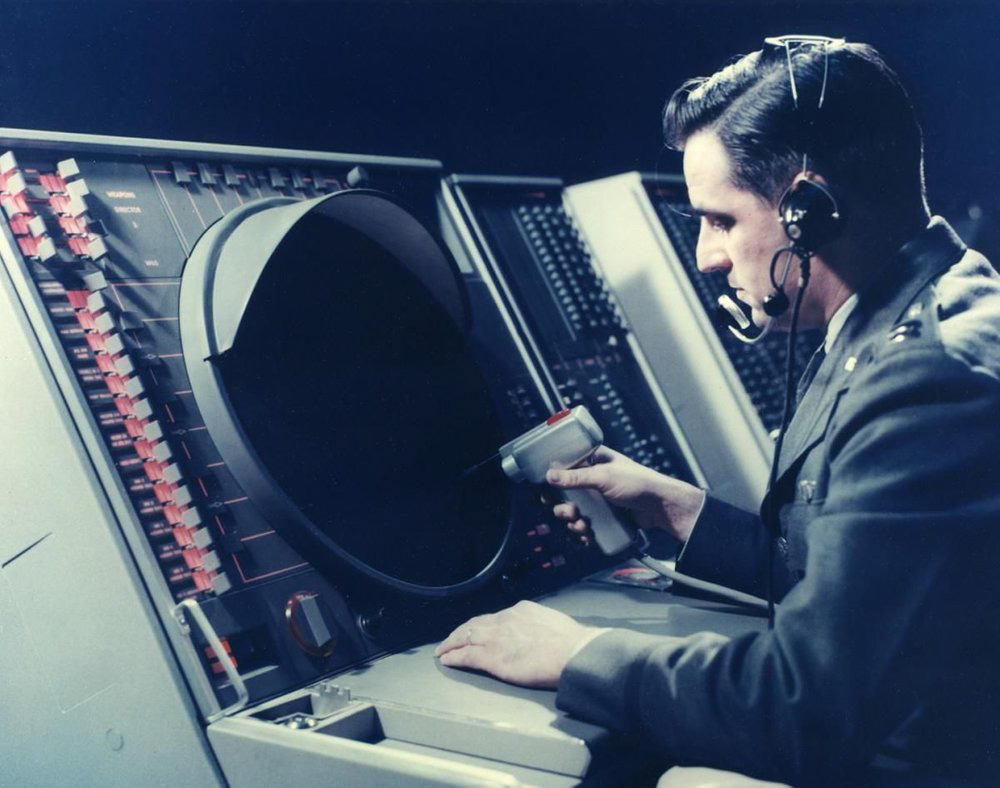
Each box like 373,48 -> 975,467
285,591 -> 338,658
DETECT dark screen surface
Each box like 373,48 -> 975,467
217,212 -> 511,588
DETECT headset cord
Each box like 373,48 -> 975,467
765,254 -> 811,629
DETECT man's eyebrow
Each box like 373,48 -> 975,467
688,205 -> 734,220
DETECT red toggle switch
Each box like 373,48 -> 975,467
144,461 -> 166,482
39,173 -> 67,194
16,236 -> 39,258
7,214 -> 30,235
58,216 -> 88,235
68,236 -> 90,257
96,354 -> 118,375
0,192 -> 29,217
65,289 -> 89,309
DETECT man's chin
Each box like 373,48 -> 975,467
749,307 -> 770,328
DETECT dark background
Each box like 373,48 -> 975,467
1,0 -> 997,256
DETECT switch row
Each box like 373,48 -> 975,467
65,276 -> 230,597
169,159 -> 338,193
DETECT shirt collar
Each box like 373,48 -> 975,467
824,292 -> 859,353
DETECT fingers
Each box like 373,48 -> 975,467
552,501 -> 579,520
437,644 -> 490,671
435,618 -> 500,676
434,615 -> 489,657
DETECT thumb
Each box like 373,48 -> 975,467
546,465 -> 600,490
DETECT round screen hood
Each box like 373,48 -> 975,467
179,190 -> 511,596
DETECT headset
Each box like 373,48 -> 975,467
717,35 -> 846,344
715,35 -> 848,628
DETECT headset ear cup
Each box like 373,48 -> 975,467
779,178 -> 845,253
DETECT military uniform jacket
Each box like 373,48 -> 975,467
556,219 -> 1000,785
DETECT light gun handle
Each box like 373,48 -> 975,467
563,487 -> 636,556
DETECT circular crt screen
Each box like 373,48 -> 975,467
214,210 -> 510,589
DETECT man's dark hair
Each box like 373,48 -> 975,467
663,40 -> 928,215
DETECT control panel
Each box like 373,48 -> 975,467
0,131 -> 631,725
439,175 -> 705,520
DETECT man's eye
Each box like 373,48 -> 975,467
704,216 -> 733,232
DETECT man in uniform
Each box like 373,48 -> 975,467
436,37 -> 1000,785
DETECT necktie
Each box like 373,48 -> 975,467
795,344 -> 827,405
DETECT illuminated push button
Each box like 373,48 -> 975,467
87,236 -> 108,260
93,311 -> 116,334
27,215 -> 46,237
222,164 -> 239,187
65,195 -> 88,218
0,151 -> 18,175
143,420 -> 164,442
290,169 -> 307,190
161,462 -> 182,484
4,170 -> 27,195
152,441 -> 173,462
114,354 -> 136,377
172,485 -> 193,507
123,376 -> 145,399
36,237 -> 57,262
200,550 -> 221,572
66,179 -> 90,199
104,333 -> 126,356
211,574 -> 231,595
310,169 -> 327,192
57,158 -> 81,179
181,508 -> 203,529
132,398 -> 154,420
86,290 -> 108,314
191,525 -> 212,548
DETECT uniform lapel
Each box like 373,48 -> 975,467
766,218 -> 967,503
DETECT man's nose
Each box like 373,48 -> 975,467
695,225 -> 730,274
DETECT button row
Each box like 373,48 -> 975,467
67,277 -> 230,597
169,159 -> 337,194
0,152 -> 109,265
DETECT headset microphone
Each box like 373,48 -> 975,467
717,294 -> 775,344
716,243 -> 796,343
763,288 -> 790,317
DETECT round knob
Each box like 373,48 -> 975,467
285,591 -> 338,658
356,606 -> 386,637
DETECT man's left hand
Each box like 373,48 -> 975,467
434,600 -> 605,688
